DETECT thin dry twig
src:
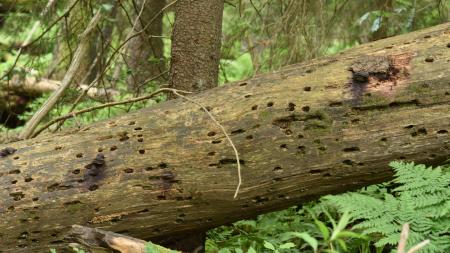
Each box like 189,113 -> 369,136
397,223 -> 431,253
0,0 -> 81,81
19,10 -> 103,139
173,91 -> 242,199
32,88 -> 189,138
54,0 -> 177,129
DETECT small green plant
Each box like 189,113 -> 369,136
206,205 -> 368,253
324,161 -> 450,253
207,161 -> 449,253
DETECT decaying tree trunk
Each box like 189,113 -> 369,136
0,23 -> 449,252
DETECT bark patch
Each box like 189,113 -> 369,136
349,53 -> 413,96
83,153 -> 106,191
0,147 -> 16,157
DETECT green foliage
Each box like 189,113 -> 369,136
206,206 -> 368,253
207,161 -> 450,253
324,161 -> 450,253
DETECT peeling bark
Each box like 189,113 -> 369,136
0,23 -> 449,252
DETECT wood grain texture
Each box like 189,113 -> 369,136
0,23 -> 449,252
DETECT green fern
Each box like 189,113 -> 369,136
324,161 -> 450,253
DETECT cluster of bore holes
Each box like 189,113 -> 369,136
137,133 -> 144,142
404,125 -> 428,137
146,162 -> 168,172
47,183 -> 73,192
252,196 -> 269,205
10,191 -> 25,201
287,102 -> 295,111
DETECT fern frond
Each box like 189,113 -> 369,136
324,161 -> 450,253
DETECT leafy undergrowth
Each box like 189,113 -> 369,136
205,161 -> 450,253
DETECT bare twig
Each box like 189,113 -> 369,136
53,0 -> 177,129
173,91 -> 242,199
19,10 -> 103,139
397,223 -> 431,253
0,0 -> 81,81
32,88 -> 190,138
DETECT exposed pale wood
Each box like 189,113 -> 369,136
0,75 -> 119,102
67,225 -> 180,253
0,23 -> 449,252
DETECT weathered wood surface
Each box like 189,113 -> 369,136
0,23 -> 449,252
67,225 -> 179,253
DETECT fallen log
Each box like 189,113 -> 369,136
0,74 -> 119,107
0,23 -> 449,252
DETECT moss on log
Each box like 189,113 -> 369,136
0,23 -> 449,252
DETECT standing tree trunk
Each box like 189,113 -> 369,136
0,23 -> 449,252
168,0 -> 224,95
126,0 -> 166,93
165,1 -> 224,250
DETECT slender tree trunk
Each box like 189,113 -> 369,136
168,0 -> 224,95
126,0 -> 166,93
0,23 -> 449,252
165,1 -> 224,250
